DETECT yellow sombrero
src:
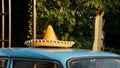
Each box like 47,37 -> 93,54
24,25 -> 75,47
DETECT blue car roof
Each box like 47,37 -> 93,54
0,48 -> 119,66
0,48 -> 119,58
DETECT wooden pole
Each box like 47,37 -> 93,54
33,0 -> 36,39
2,0 -> 5,48
8,0 -> 11,48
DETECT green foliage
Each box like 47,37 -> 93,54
28,0 -> 98,49
27,0 -> 34,38
28,0 -> 120,53
105,47 -> 120,54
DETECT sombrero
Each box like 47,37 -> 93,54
24,25 -> 75,47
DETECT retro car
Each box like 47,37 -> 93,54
0,48 -> 120,68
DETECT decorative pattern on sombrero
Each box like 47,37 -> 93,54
24,39 -> 75,47
25,39 -> 75,44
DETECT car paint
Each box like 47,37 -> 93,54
0,48 -> 120,68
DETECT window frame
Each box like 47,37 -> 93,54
10,57 -> 63,68
67,56 -> 120,68
0,56 -> 10,68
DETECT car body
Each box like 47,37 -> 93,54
0,48 -> 120,68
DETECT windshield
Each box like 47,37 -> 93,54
69,58 -> 120,68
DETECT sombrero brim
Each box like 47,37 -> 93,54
24,39 -> 75,47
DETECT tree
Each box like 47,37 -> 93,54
27,0 -> 120,53
28,0 -> 98,49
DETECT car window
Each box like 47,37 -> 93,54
0,60 -> 7,68
13,60 -> 60,68
69,58 -> 120,68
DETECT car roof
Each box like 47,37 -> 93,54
0,48 -> 119,59
0,48 -> 119,66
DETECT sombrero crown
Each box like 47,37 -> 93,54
24,25 -> 75,47
43,25 -> 57,40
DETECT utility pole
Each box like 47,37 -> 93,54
33,0 -> 37,39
